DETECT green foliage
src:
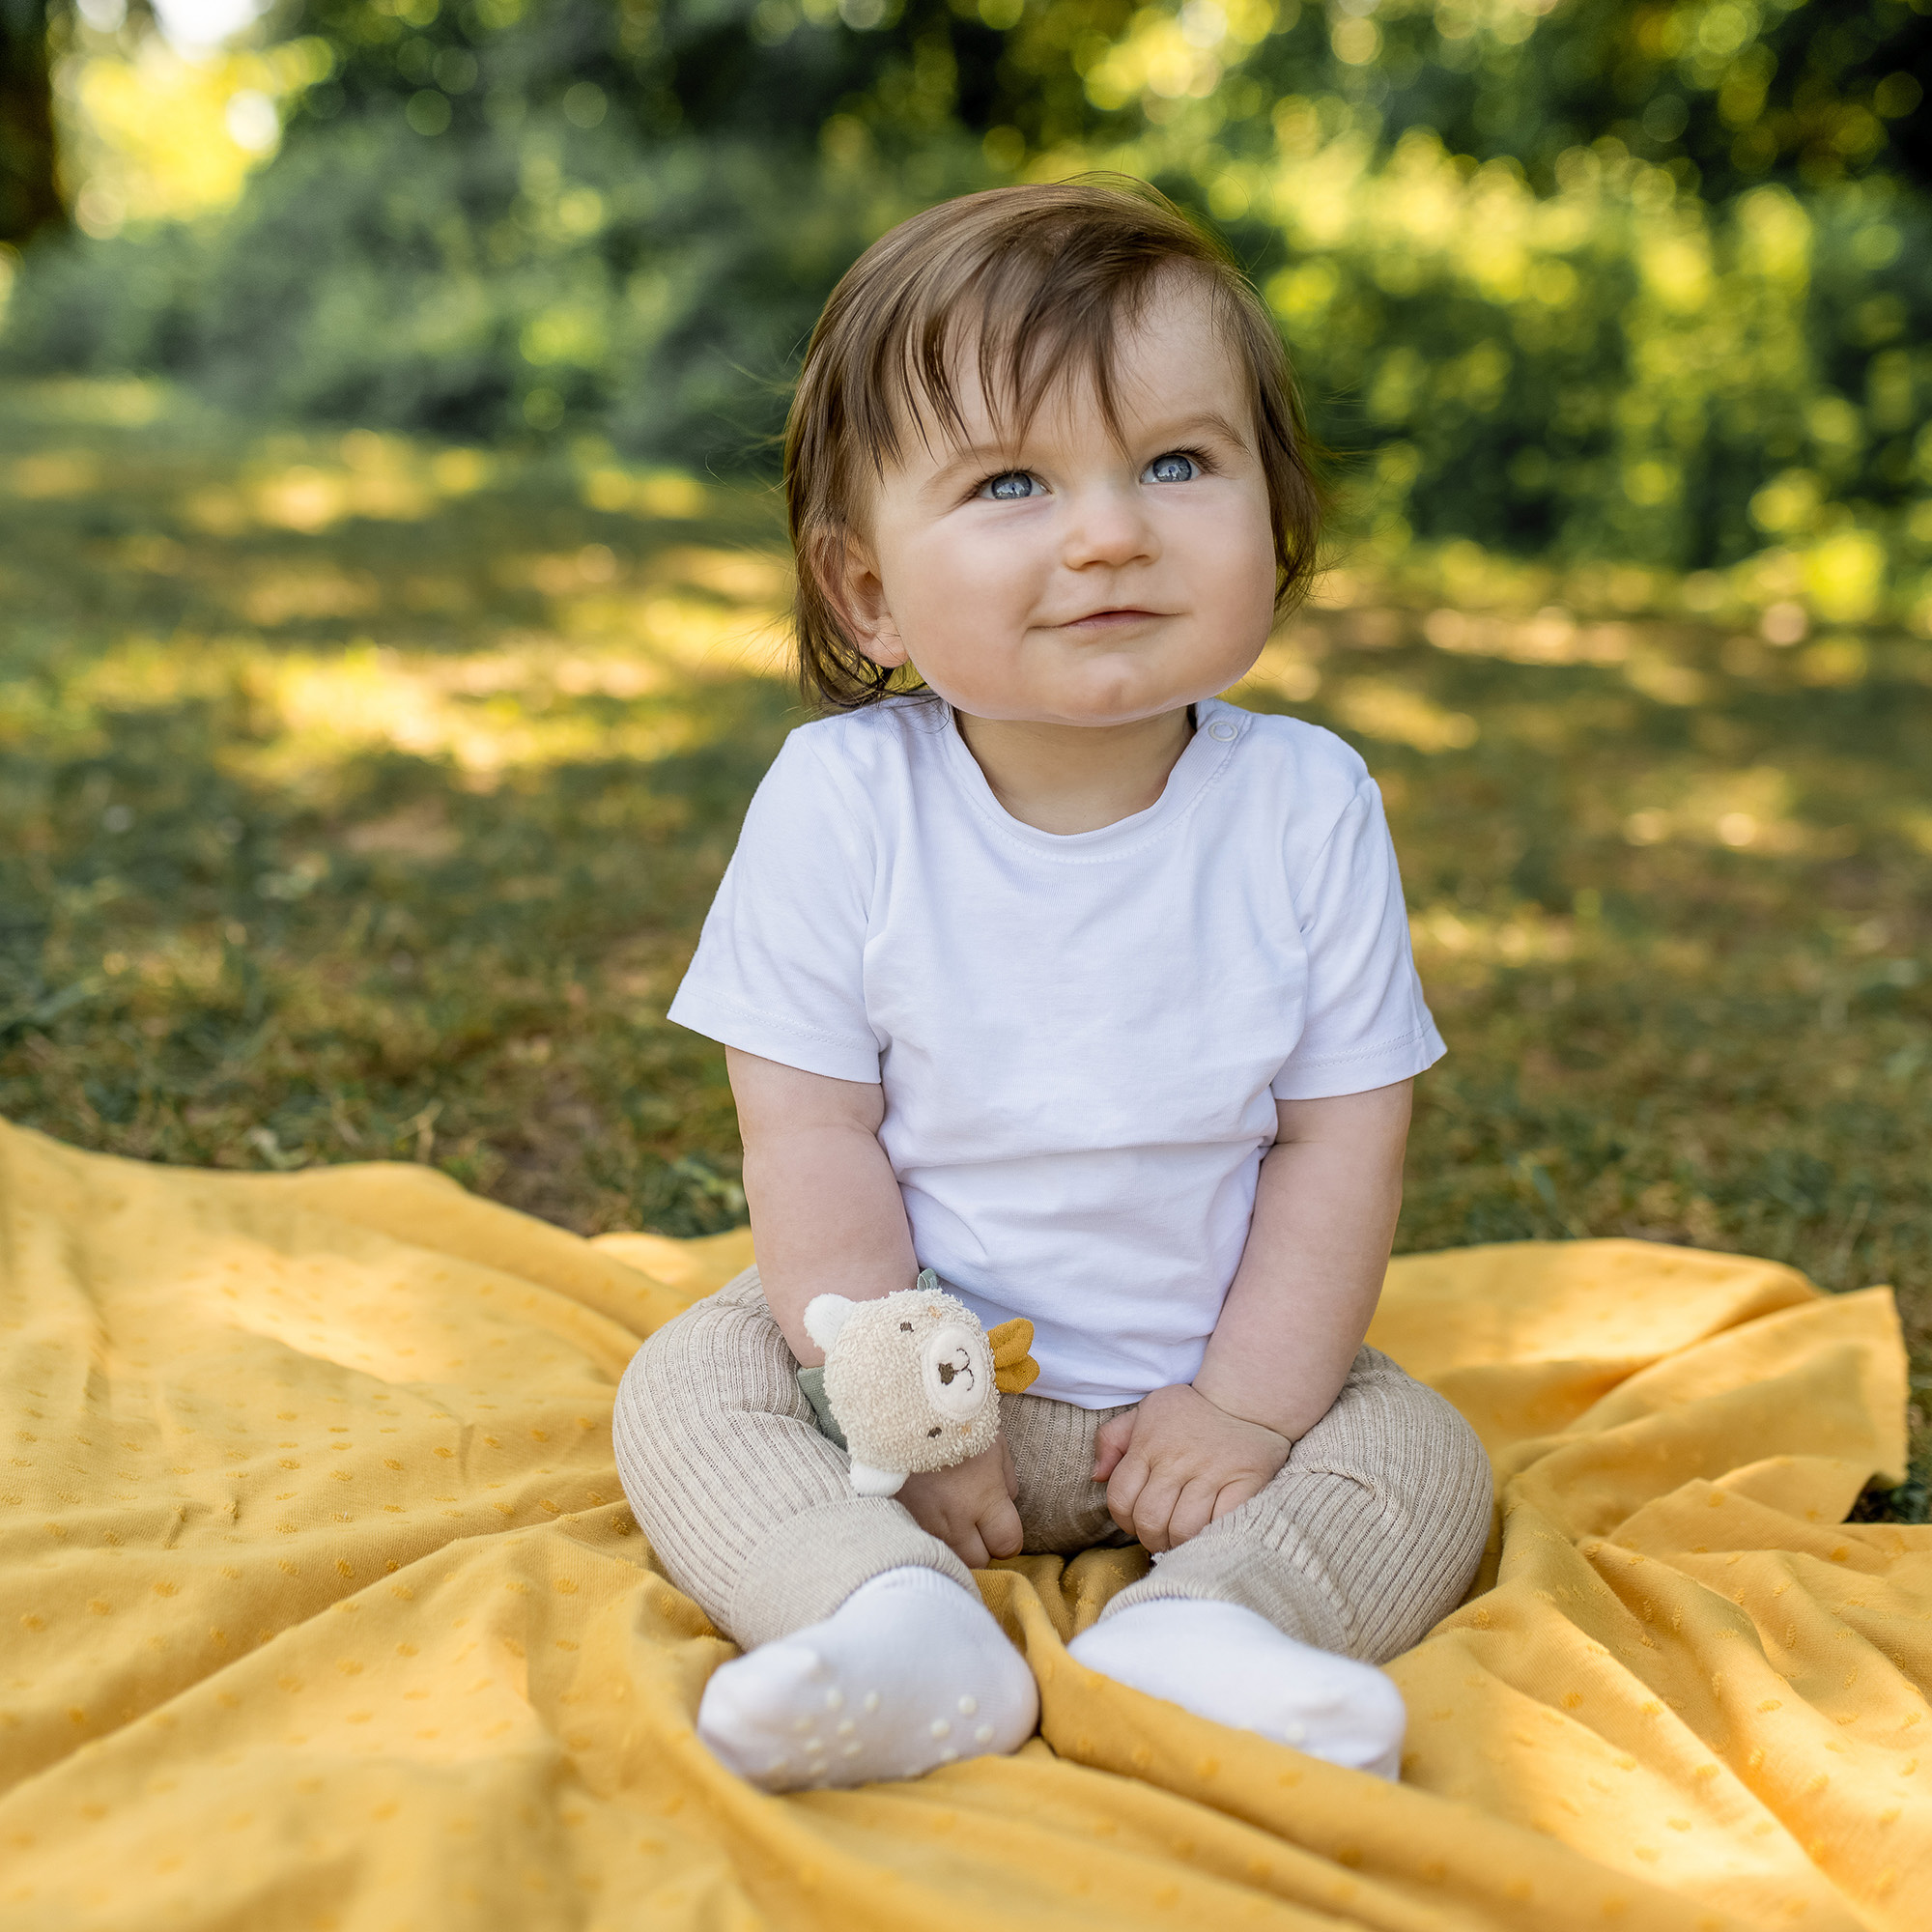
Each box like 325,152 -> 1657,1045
3,381 -> 1927,1492
273,0 -> 1038,150
0,113 -> 987,451
1197,128 -> 1929,612
1,98 -> 995,453
4,0 -> 1929,606
1119,0 -> 1931,204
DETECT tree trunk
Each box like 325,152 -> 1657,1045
0,0 -> 67,245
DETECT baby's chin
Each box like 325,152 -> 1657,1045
941,687 -> 1198,729
931,653 -> 1244,729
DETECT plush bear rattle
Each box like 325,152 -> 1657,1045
797,1269 -> 1040,1495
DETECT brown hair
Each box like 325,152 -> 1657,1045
781,174 -> 1324,711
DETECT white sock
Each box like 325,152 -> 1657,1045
1068,1599 -> 1406,1778
696,1567 -> 1038,1793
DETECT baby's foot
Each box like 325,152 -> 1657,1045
697,1566 -> 1037,1792
1069,1599 -> 1406,1777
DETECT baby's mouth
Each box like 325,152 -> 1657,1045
1053,608 -> 1164,632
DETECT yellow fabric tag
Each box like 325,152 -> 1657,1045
988,1315 -> 1041,1394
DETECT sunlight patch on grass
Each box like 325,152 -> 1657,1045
1331,676 -> 1479,753
184,448 -> 462,534
1618,768 -> 1854,859
237,564 -> 384,627
6,449 -> 103,498
581,467 -> 711,520
1410,906 -> 1578,966
1228,639 -> 1322,703
247,650 -> 700,779
1623,654 -> 1711,707
1422,607 -> 1633,668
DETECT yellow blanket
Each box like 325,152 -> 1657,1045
2,1120 -> 1926,1931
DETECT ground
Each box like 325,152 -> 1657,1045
3,378 -> 1926,1507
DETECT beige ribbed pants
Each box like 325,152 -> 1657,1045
613,1268 -> 1492,1658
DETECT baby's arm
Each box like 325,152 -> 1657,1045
726,1046 -> 915,1364
1196,1078 -> 1412,1436
1094,1078 -> 1412,1551
726,1046 -> 1023,1566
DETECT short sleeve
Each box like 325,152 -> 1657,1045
666,732 -> 883,1083
1269,777 -> 1445,1101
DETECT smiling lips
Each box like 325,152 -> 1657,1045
1053,607 -> 1166,632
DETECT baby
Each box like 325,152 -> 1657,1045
613,178 -> 1491,1793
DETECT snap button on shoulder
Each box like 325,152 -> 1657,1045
1208,720 -> 1237,742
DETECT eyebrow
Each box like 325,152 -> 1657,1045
922,410 -> 1253,490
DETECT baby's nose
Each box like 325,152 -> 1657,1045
1061,489 -> 1157,569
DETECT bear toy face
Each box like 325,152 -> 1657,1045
803,1272 -> 1032,1496
921,1319 -> 988,1421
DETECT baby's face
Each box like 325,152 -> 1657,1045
845,273 -> 1280,727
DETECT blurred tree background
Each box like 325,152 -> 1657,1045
2,0 -> 1929,609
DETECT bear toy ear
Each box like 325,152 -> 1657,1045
802,1293 -> 856,1353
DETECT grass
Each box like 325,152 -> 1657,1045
3,378 -> 1929,1508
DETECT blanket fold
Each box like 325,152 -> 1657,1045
1,1120 -> 1925,1931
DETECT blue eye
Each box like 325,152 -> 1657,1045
980,471 -> 1041,500
1145,451 -> 1199,484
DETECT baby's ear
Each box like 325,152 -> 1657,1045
803,1293 -> 856,1353
816,528 -> 909,669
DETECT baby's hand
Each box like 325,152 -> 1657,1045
1093,1384 -> 1291,1553
898,1436 -> 1024,1570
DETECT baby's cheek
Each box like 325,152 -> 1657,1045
888,538 -> 1040,689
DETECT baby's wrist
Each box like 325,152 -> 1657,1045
1187,1378 -> 1295,1443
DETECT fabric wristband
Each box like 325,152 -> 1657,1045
795,1365 -> 848,1450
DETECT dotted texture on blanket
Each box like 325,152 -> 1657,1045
1,1117 -> 1927,1932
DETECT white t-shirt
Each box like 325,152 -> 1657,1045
668,696 -> 1444,1407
